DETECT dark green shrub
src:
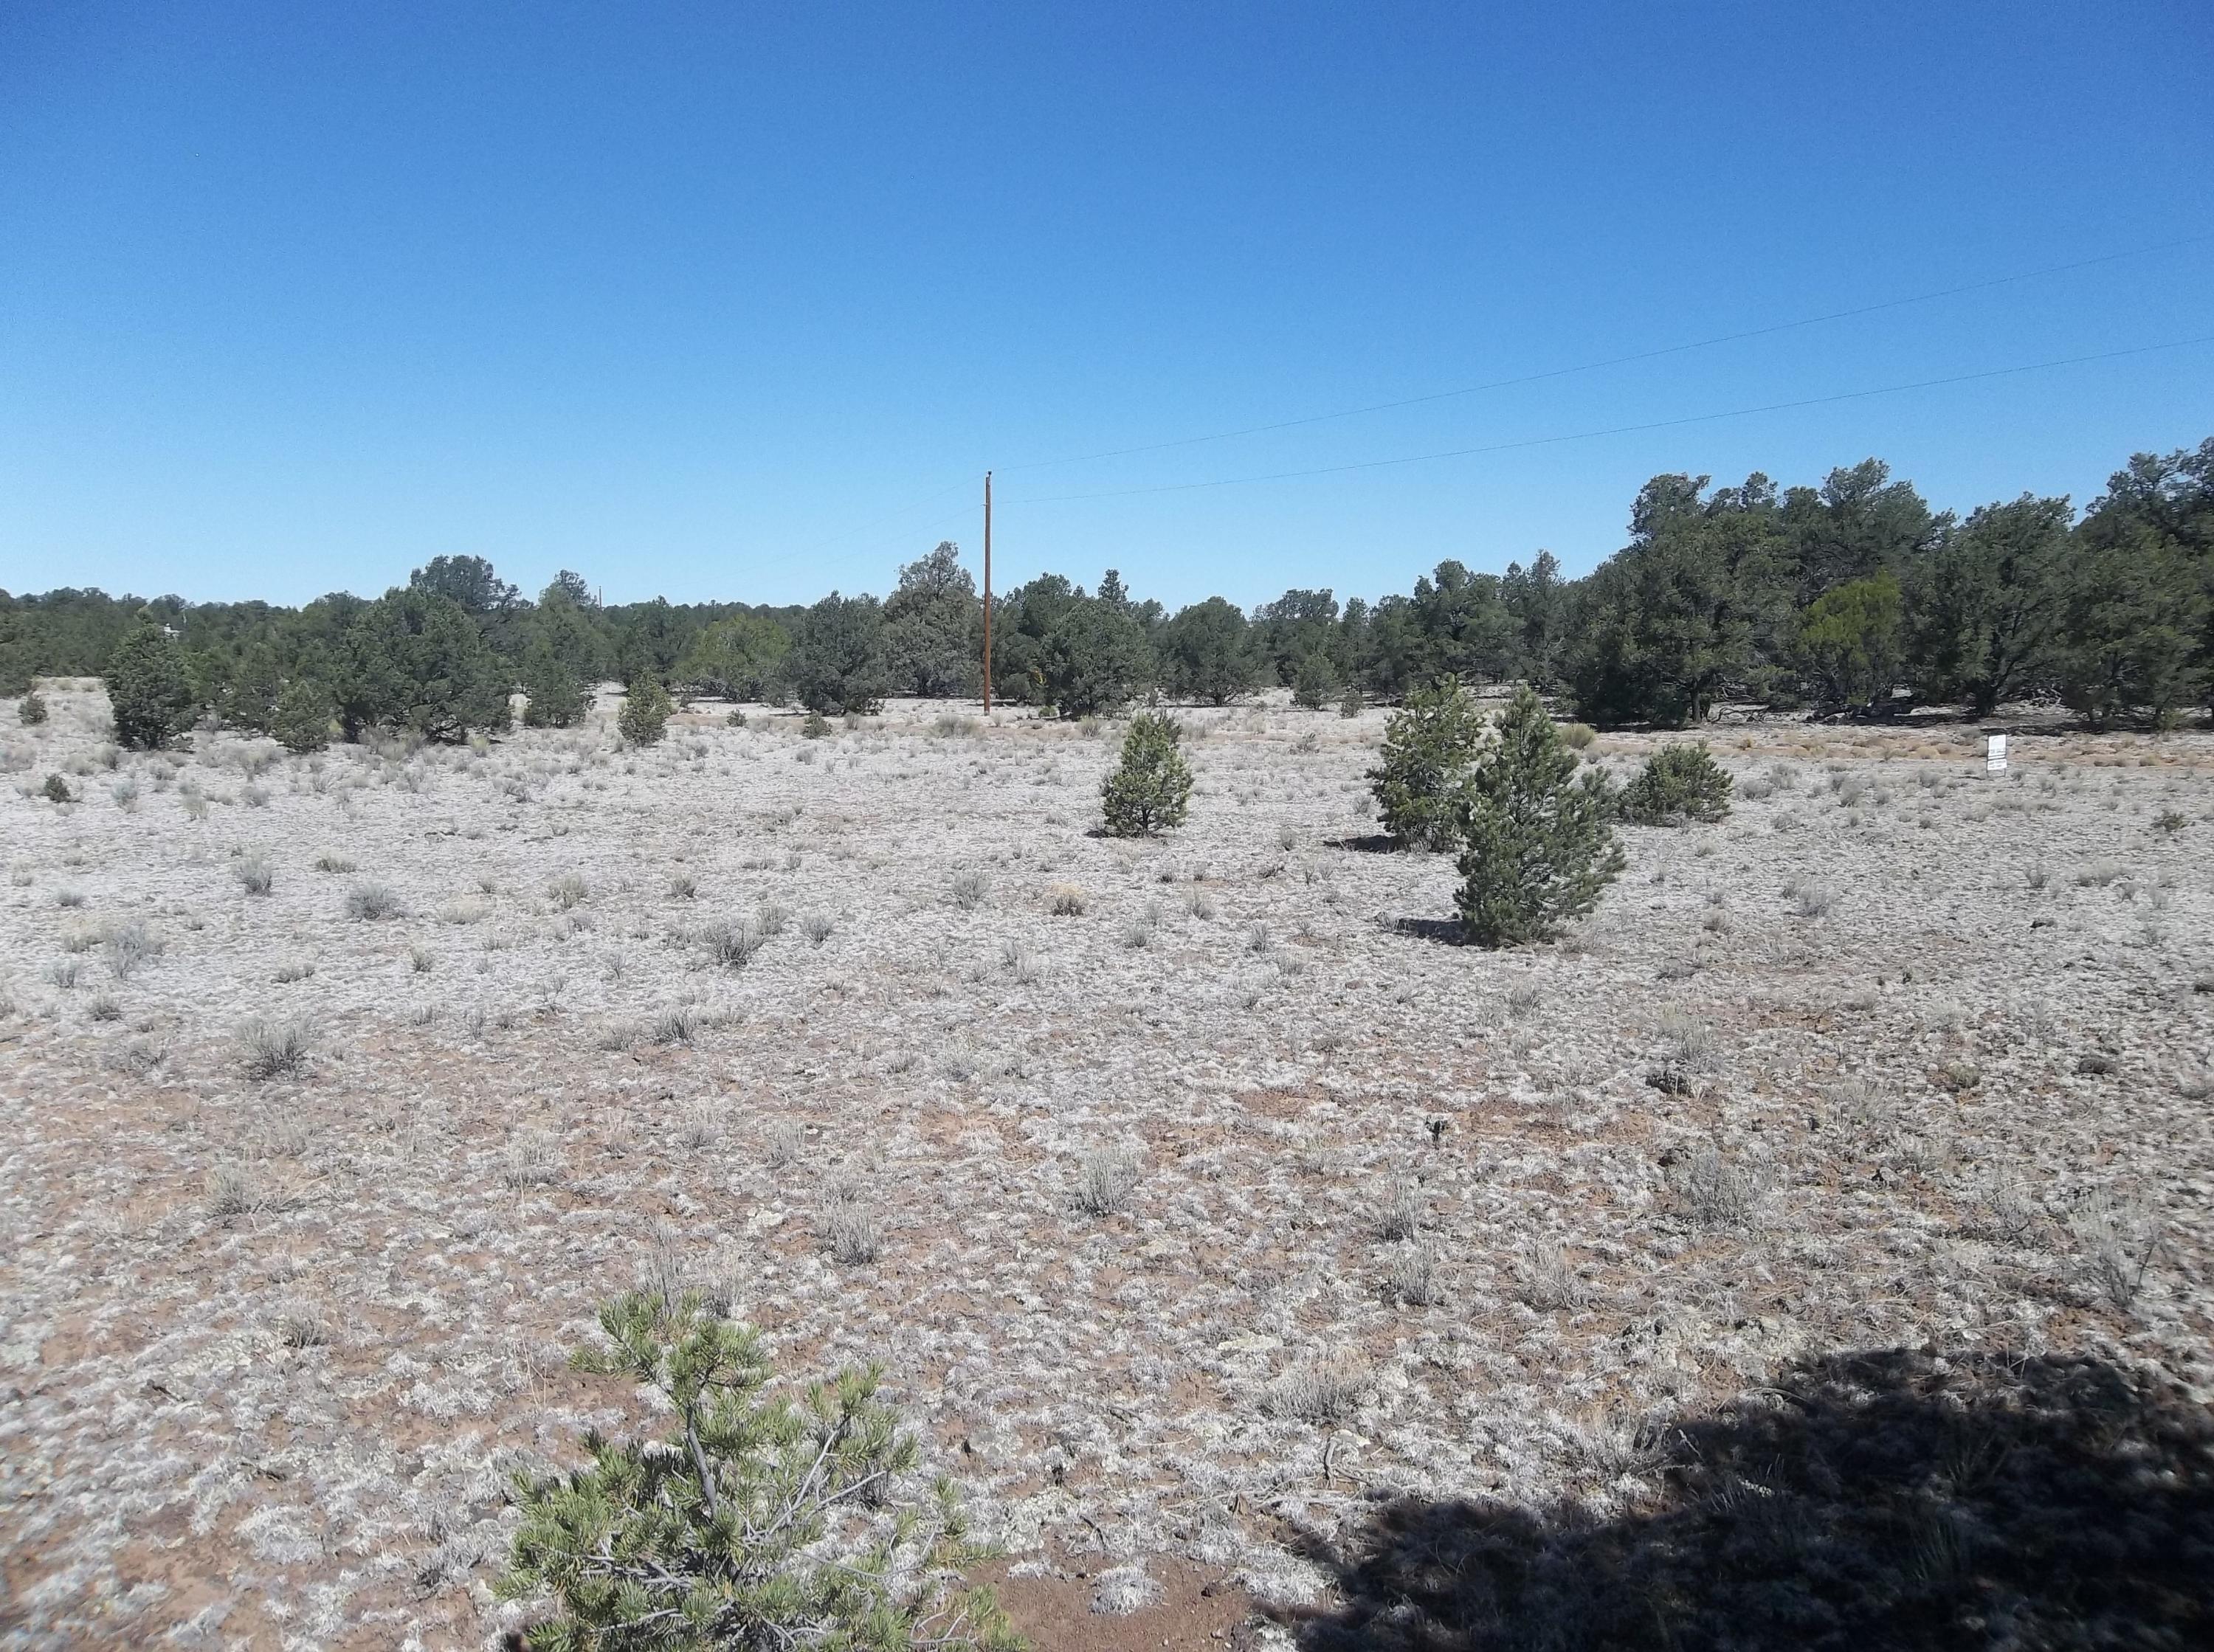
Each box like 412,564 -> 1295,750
1339,685 -> 1365,719
272,680 -> 333,754
617,675 -> 674,747
787,592 -> 892,716
1620,742 -> 1734,825
1368,675 -> 1486,849
221,644 -> 283,734
1455,686 -> 1625,947
18,690 -> 48,726
1158,596 -> 1258,705
520,639 -> 590,728
332,590 -> 511,742
1293,652 -> 1340,711
496,1290 -> 1018,1652
42,773 -> 71,804
105,615 -> 194,750
1100,711 -> 1192,837
801,709 -> 831,739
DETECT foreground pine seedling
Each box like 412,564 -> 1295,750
498,1290 -> 1021,1651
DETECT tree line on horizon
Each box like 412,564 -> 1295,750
1,433 -> 2207,746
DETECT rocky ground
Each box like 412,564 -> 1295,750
1,682 -> 2210,1650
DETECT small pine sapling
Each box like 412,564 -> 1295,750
1100,711 -> 1193,837
617,675 -> 675,747
1368,674 -> 1486,849
1455,685 -> 1625,947
496,1290 -> 1019,1652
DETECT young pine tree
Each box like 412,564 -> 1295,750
1368,674 -> 1486,849
520,639 -> 590,729
1292,652 -> 1340,711
1100,711 -> 1193,837
617,674 -> 674,746
1455,685 -> 1625,947
271,679 -> 334,754
496,1291 -> 1020,1652
105,614 -> 195,750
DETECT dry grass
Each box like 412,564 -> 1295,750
1,685 -> 2211,1646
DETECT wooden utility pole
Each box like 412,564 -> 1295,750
982,471 -> 993,714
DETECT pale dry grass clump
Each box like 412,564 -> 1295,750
1075,1144 -> 1144,1216
818,1185 -> 883,1264
1263,1352 -> 1369,1422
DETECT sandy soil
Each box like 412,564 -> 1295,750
1,682 -> 2210,1650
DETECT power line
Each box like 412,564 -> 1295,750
1002,334 -> 2214,505
999,235 -> 2210,473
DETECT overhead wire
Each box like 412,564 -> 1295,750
996,235 -> 2209,473
1001,335 -> 2214,505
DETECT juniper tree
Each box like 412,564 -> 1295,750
497,1290 -> 1019,1652
1100,711 -> 1192,837
105,613 -> 195,750
1455,685 -> 1625,947
1368,674 -> 1486,849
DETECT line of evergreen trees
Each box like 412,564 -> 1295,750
2,435 -> 2207,744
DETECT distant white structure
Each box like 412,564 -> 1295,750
1986,733 -> 2008,774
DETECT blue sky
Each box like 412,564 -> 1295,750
2,1 -> 2208,609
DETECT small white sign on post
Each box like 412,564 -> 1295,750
1986,733 -> 2008,774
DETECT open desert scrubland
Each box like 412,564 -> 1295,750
3,682 -> 2213,1649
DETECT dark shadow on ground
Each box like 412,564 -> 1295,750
1388,916 -> 1465,945
1272,1347 -> 2214,1651
1325,834 -> 1403,854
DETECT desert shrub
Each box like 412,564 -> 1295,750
345,880 -> 406,921
1368,674 -> 1486,850
235,854 -> 275,896
1455,685 -> 1626,947
1339,685 -> 1365,719
238,1017 -> 311,1079
617,675 -> 674,747
105,614 -> 196,750
271,680 -> 333,753
1292,652 -> 1340,711
1100,711 -> 1192,837
18,691 -> 46,725
1619,741 -> 1734,826
496,1291 -> 1014,1651
701,916 -> 768,968
42,773 -> 71,804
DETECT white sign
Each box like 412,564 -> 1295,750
1986,733 -> 2008,773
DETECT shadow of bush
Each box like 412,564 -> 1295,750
1274,1347 -> 2214,1651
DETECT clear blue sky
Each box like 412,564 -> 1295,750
3,1 -> 2209,609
